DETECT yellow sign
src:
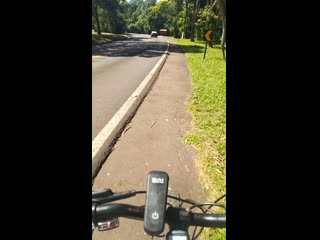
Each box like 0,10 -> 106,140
205,30 -> 213,42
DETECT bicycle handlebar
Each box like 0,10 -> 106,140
92,203 -> 226,228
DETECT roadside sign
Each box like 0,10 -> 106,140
203,29 -> 214,59
204,30 -> 213,42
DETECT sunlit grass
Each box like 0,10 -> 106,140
166,37 -> 226,240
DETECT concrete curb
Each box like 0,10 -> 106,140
92,41 -> 170,180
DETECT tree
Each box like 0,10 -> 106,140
144,0 -> 157,8
145,1 -> 173,33
208,0 -> 226,59
124,0 -> 146,33
92,0 -> 101,35
92,0 -> 127,34
217,0 -> 226,59
171,0 -> 183,38
190,0 -> 200,42
184,0 -> 189,38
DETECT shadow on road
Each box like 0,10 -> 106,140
92,37 -> 208,59
92,39 -> 166,58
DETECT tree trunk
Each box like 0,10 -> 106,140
190,0 -> 199,42
206,0 -> 217,38
93,0 -> 101,35
221,17 -> 226,59
218,0 -> 226,59
184,0 -> 188,39
205,0 -> 210,30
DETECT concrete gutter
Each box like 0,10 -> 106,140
92,41 -> 170,180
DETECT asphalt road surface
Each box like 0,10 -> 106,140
92,34 -> 167,140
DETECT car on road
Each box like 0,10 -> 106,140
150,31 -> 158,38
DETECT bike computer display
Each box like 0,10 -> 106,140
144,171 -> 169,236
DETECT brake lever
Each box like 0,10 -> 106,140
92,190 -> 137,204
92,189 -> 114,203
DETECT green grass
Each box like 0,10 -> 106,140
92,31 -> 130,45
166,37 -> 226,240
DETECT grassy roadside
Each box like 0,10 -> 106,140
166,37 -> 226,240
92,31 -> 130,45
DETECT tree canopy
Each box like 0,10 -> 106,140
92,0 -> 226,57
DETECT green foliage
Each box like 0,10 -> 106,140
145,0 -> 157,7
176,11 -> 185,37
210,14 -> 223,44
92,0 -> 225,45
92,0 -> 126,34
194,7 -> 207,41
145,1 -> 174,32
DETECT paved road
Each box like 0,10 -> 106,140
92,34 -> 167,140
